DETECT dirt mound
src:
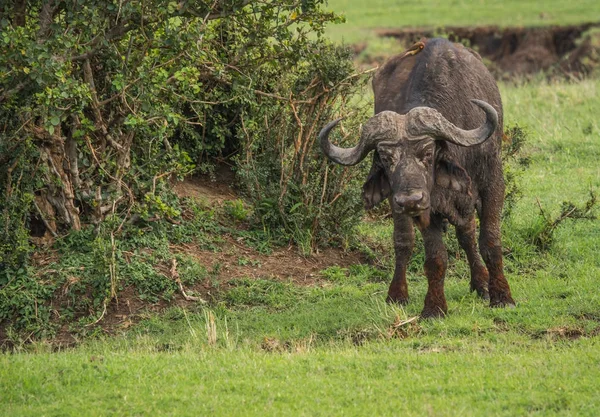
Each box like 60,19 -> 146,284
375,22 -> 600,78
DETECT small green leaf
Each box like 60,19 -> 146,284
290,202 -> 303,213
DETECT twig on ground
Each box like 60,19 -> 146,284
391,316 -> 419,328
87,299 -> 108,326
171,259 -> 206,303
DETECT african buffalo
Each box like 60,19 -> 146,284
319,38 -> 515,317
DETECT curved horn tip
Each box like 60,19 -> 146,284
318,117 -> 344,136
470,98 -> 489,107
318,115 -> 379,166
332,116 -> 345,125
470,99 -> 498,117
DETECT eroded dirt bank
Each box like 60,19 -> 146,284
371,22 -> 600,78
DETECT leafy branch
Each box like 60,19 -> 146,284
532,190 -> 597,251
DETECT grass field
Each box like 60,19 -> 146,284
3,2 -> 600,416
325,0 -> 600,43
2,339 -> 600,416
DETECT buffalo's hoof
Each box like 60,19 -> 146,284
386,294 -> 409,306
489,293 -> 516,308
470,284 -> 490,301
490,299 -> 516,309
420,306 -> 447,319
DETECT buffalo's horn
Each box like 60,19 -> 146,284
319,111 -> 401,166
406,99 -> 498,147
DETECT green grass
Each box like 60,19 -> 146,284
501,79 -> 600,260
325,0 -> 600,44
2,339 -> 600,416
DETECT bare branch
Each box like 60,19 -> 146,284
71,20 -> 134,61
171,259 -> 206,303
33,200 -> 59,238
82,59 -> 123,151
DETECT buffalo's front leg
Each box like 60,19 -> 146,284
386,210 -> 415,305
479,181 -> 515,307
419,216 -> 448,318
456,216 -> 489,300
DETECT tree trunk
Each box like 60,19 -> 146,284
33,124 -> 82,231
13,0 -> 27,27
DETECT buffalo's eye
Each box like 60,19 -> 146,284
379,152 -> 392,165
421,149 -> 434,164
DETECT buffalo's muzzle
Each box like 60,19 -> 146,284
394,192 -> 428,215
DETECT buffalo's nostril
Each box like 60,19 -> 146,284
394,192 -> 424,208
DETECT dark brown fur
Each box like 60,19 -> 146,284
368,38 -> 515,317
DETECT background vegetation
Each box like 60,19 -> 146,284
2,0 -> 600,415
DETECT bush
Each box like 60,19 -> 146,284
0,1 -> 368,264
233,42 -> 370,248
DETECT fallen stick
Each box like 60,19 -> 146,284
171,259 -> 206,304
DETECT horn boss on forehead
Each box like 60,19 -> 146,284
319,99 -> 498,167
405,99 -> 498,146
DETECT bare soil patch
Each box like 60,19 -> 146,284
171,238 -> 364,289
372,22 -> 600,78
172,164 -> 238,205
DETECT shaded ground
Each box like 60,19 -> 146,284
172,164 -> 238,205
169,238 -> 363,287
366,22 -> 600,78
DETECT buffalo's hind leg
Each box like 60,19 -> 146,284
479,183 -> 515,308
456,216 -> 489,300
419,215 -> 448,318
386,210 -> 415,305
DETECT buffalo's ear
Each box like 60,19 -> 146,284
434,156 -> 472,195
362,154 -> 391,210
